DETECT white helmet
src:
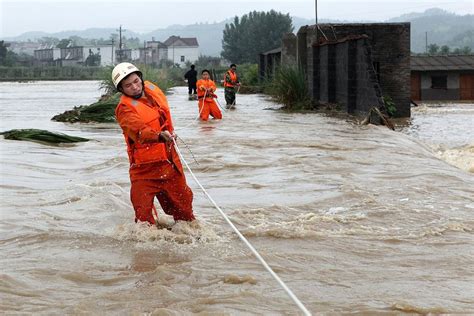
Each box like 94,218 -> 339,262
111,62 -> 141,89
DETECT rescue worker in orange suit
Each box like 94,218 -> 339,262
196,69 -> 222,121
224,63 -> 240,109
112,62 -> 195,227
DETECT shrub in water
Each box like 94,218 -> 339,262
265,65 -> 310,110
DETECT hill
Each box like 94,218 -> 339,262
3,8 -> 472,56
388,8 -> 473,53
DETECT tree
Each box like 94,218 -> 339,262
57,39 -> 72,48
221,10 -> 293,63
195,55 -> 222,68
0,41 -> 20,66
0,41 -> 7,65
428,44 -> 439,54
440,45 -> 450,54
453,46 -> 472,54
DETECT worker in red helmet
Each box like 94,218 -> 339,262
112,62 -> 195,227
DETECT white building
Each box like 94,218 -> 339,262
58,45 -> 116,66
163,36 -> 199,67
138,39 -> 168,65
34,46 -> 61,66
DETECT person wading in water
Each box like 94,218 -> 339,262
113,62 -> 195,228
184,64 -> 198,100
223,63 -> 240,109
196,69 -> 222,121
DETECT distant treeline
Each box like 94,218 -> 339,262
0,66 -> 105,81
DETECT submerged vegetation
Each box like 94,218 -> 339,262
265,65 -> 311,110
52,94 -> 120,123
1,129 -> 89,144
53,64 -> 186,123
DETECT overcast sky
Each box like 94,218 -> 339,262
1,0 -> 472,37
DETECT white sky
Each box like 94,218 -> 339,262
1,0 -> 472,37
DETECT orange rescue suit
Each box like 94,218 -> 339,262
115,81 -> 194,224
224,70 -> 238,88
196,78 -> 222,121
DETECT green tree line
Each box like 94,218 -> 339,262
221,10 -> 293,64
414,44 -> 472,55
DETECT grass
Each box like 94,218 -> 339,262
51,94 -> 120,123
265,65 -> 311,110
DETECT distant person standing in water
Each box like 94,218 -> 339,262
112,62 -> 195,228
184,65 -> 198,99
196,69 -> 222,121
224,63 -> 240,109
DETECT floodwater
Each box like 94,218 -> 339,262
1,81 -> 473,315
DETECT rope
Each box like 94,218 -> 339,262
180,89 -> 208,129
172,139 -> 311,316
227,84 -> 241,110
214,96 -> 226,112
177,135 -> 199,165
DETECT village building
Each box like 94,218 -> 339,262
34,45 -> 120,66
32,35 -> 198,67
34,46 -> 61,66
163,36 -> 199,67
411,55 -> 474,101
137,38 -> 168,66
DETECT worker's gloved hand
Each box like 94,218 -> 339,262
159,130 -> 174,143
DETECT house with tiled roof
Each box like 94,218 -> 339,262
163,35 -> 199,67
411,55 -> 474,101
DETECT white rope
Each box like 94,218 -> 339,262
213,95 -> 227,112
172,139 -> 311,316
180,90 -> 207,129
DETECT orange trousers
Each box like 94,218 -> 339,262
130,162 -> 194,225
199,99 -> 222,121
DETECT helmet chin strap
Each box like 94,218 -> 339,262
132,92 -> 143,99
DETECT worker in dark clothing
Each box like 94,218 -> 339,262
184,65 -> 198,99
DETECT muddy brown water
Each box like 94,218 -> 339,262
1,81 -> 473,314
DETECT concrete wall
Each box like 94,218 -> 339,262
313,37 -> 383,115
319,45 -> 329,103
259,51 -> 281,80
299,23 -> 410,117
262,22 -> 411,118
335,42 -> 349,108
354,39 -> 384,115
281,33 -> 297,66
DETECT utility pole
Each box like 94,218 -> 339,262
111,38 -> 115,65
143,40 -> 147,65
315,0 -> 318,44
315,0 -> 318,25
116,25 -> 126,62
